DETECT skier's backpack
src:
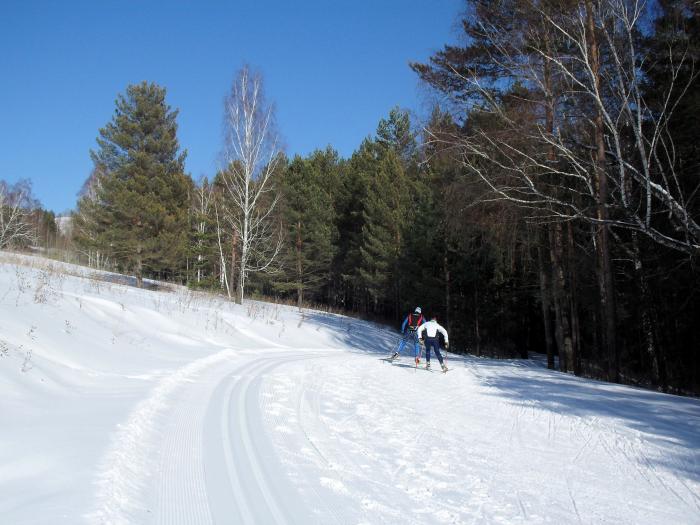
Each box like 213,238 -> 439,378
407,313 -> 424,330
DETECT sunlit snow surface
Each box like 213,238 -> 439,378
1,252 -> 699,524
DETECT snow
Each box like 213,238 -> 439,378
1,251 -> 699,524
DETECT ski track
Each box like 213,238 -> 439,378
263,356 -> 470,525
90,346 -> 336,525
261,356 -> 700,525
83,346 -> 700,525
205,355 -> 310,525
152,355 -> 239,525
85,349 -> 237,524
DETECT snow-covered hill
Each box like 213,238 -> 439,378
1,252 -> 699,524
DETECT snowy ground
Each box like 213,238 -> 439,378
1,252 -> 699,525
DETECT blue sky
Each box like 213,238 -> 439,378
0,0 -> 460,213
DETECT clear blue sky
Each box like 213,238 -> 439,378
0,0 -> 460,213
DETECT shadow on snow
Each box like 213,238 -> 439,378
459,355 -> 700,482
303,310 -> 700,482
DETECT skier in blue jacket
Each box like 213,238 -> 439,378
416,315 -> 449,372
390,307 -> 425,364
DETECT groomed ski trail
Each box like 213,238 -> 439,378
87,348 -> 333,525
86,349 -> 236,524
83,345 -> 700,525
201,352 -> 323,525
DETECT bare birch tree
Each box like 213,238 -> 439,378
191,178 -> 215,285
423,0 -> 699,255
214,198 -> 231,296
0,179 -> 37,250
72,168 -> 108,268
414,0 -> 698,382
220,65 -> 282,303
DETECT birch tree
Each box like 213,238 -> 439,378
73,168 -> 109,269
190,177 -> 218,287
413,0 -> 698,381
0,179 -> 36,249
415,0 -> 699,255
220,65 -> 282,303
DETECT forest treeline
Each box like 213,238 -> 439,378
1,1 -> 697,394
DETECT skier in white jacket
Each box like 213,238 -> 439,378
416,316 -> 449,371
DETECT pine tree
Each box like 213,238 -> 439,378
334,110 -> 418,315
277,148 -> 339,307
84,82 -> 191,286
376,106 -> 417,162
330,139 -> 369,311
359,145 -> 408,314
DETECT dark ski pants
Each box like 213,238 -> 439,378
424,337 -> 444,365
396,330 -> 420,358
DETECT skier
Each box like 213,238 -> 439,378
390,306 -> 425,364
416,315 -> 449,372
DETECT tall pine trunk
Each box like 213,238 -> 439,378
549,224 -> 574,372
296,220 -> 303,309
444,251 -> 451,334
541,48 -> 573,372
474,286 -> 481,357
586,0 -> 618,382
567,222 -> 582,376
537,230 -> 555,370
136,243 -> 143,288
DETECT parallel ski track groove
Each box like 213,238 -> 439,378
86,349 -> 236,525
231,357 -> 289,525
206,351 -> 327,525
156,371 -> 212,525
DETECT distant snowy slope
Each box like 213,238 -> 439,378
1,252 -> 699,524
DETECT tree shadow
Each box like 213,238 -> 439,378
301,310 -> 414,358
89,272 -> 171,291
461,356 -> 700,482
302,310 -> 700,482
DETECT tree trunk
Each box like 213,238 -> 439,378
394,230 -> 401,320
135,248 -> 143,289
541,41 -> 559,371
537,229 -> 556,370
444,251 -> 451,334
296,220 -> 303,309
229,230 -> 238,298
631,231 -> 667,391
586,0 -> 618,382
237,224 -> 245,303
549,223 -> 574,373
236,268 -> 244,304
595,196 -> 618,382
474,286 -> 481,357
567,222 -> 582,376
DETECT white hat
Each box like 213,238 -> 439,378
414,307 -> 422,314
